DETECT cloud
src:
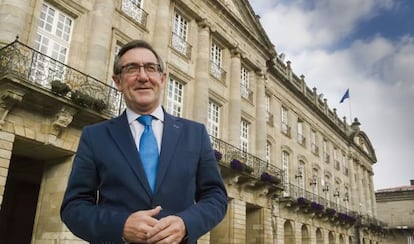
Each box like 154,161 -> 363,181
250,0 -> 414,189
255,0 -> 397,54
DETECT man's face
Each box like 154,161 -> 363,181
113,48 -> 166,114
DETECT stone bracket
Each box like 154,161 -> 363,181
0,88 -> 25,128
50,105 -> 77,135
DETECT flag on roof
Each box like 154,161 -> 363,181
339,89 -> 350,103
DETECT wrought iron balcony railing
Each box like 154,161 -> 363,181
171,32 -> 192,58
283,182 -> 352,214
121,0 -> 148,28
209,61 -> 226,82
240,85 -> 253,102
210,135 -> 283,182
0,39 -> 123,117
359,214 -> 388,228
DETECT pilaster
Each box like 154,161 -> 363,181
275,216 -> 285,244
263,207 -> 274,244
192,21 -> 210,124
232,198 -> 246,244
369,175 -> 377,216
357,165 -> 365,214
255,70 -> 267,159
228,50 -> 241,146
151,0 -> 170,59
84,1 -> 114,81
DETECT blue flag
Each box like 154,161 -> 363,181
339,89 -> 350,103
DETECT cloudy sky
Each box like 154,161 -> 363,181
249,0 -> 414,190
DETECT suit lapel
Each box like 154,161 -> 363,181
155,112 -> 182,193
108,112 -> 152,197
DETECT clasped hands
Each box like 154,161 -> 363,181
123,206 -> 186,244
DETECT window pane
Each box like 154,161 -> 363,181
166,77 -> 184,117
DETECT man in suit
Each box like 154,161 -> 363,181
60,40 -> 228,243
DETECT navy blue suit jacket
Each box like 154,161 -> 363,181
60,111 -> 227,243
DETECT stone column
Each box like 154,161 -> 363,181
255,70 -> 267,159
349,158 -> 359,211
84,1 -> 114,81
369,174 -> 377,216
151,0 -> 170,60
228,49 -> 241,146
0,131 -> 15,207
192,20 -> 210,124
363,170 -> 372,216
0,0 -> 30,45
357,165 -> 365,214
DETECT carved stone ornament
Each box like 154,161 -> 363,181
0,88 -> 25,127
52,106 -> 77,129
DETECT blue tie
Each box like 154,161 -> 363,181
137,115 -> 159,192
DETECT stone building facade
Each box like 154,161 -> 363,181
376,181 -> 414,244
0,0 -> 385,243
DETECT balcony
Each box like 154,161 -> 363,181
358,214 -> 388,235
171,32 -> 192,58
324,153 -> 330,163
240,85 -> 253,103
343,167 -> 349,176
297,134 -> 306,146
334,160 -> 341,170
209,61 -> 226,82
311,143 -> 319,155
0,40 -> 123,127
211,135 -> 284,196
266,112 -> 274,126
281,123 -> 291,138
281,183 -> 359,227
120,0 -> 148,28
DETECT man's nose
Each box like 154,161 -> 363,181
136,66 -> 149,80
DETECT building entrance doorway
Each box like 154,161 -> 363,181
0,155 -> 44,244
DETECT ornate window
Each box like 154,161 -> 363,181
342,152 -> 349,176
265,94 -> 273,124
240,119 -> 249,153
240,66 -> 251,100
281,107 -> 290,137
282,151 -> 290,196
172,12 -> 191,57
323,139 -> 330,163
210,42 -> 225,81
311,130 -> 319,154
297,119 -> 306,145
266,141 -> 271,163
207,100 -> 220,138
166,77 -> 184,117
33,2 -> 73,86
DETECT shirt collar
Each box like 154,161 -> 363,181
126,106 -> 164,125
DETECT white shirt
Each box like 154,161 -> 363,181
126,106 -> 164,153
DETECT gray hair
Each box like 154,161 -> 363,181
113,40 -> 164,75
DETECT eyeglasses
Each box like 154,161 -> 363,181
120,63 -> 161,77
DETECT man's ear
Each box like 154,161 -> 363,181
112,75 -> 122,91
161,72 -> 167,85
